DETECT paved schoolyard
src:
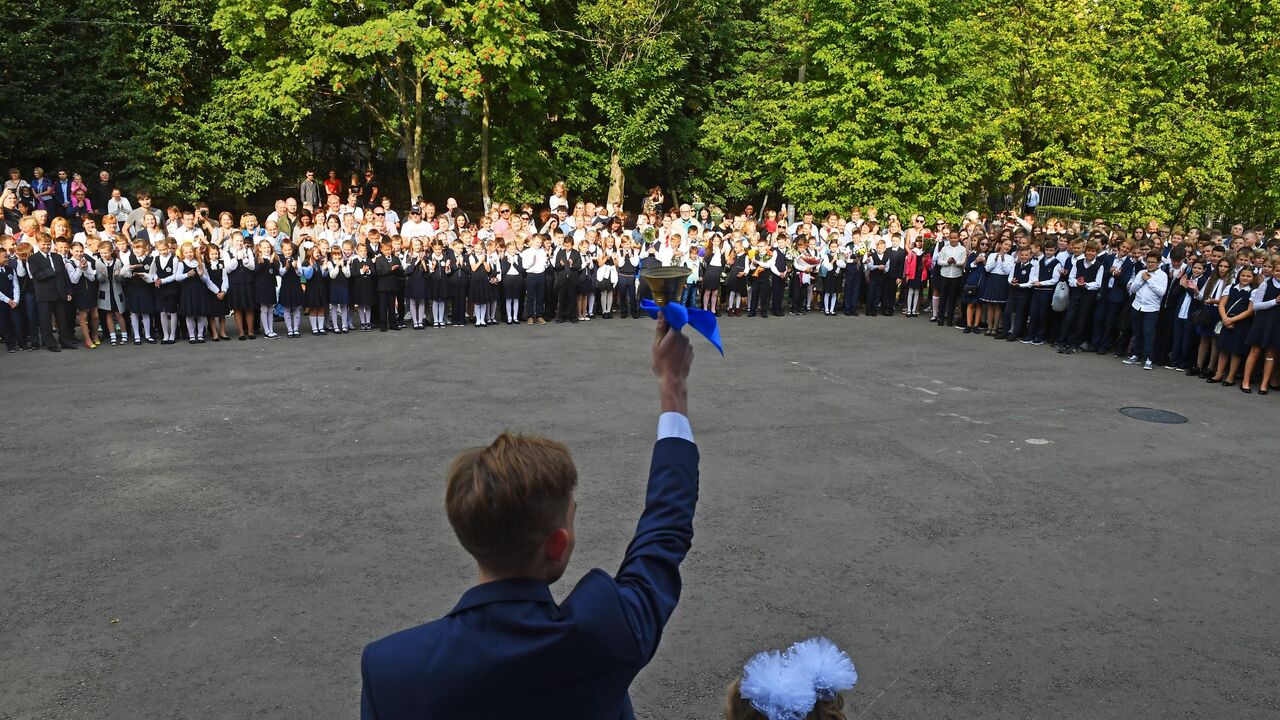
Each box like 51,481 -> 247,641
2,313 -> 1274,719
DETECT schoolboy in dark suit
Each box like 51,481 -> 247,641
361,316 -> 698,720
27,234 -> 76,351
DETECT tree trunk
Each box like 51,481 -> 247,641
405,137 -> 423,203
608,146 -> 624,209
481,90 -> 492,213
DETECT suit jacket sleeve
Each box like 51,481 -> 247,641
360,646 -> 381,720
613,437 -> 699,663
30,255 -> 55,281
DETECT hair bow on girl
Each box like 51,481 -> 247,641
739,637 -> 857,720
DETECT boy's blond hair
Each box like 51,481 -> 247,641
445,433 -> 577,575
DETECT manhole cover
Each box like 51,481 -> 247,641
1119,407 -> 1187,424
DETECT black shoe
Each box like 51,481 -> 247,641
47,345 -> 61,352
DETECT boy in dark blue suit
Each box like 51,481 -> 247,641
361,315 -> 698,720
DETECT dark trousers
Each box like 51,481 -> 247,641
377,291 -> 397,329
544,274 -> 557,319
1060,288 -> 1097,348
783,274 -> 803,311
524,273 -> 545,319
881,277 -> 899,314
1027,291 -> 1054,340
556,273 -> 577,320
866,274 -> 885,315
617,274 -> 637,316
1005,289 -> 1031,337
1130,308 -> 1158,361
37,299 -> 74,348
938,275 -> 963,323
1169,317 -> 1192,366
450,284 -> 467,325
0,302 -> 16,349
843,270 -> 863,314
1093,297 -> 1126,350
770,275 -> 786,315
750,278 -> 770,315
17,298 -> 36,346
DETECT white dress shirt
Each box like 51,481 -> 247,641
1128,268 -> 1167,312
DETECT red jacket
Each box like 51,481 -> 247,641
904,250 -> 932,281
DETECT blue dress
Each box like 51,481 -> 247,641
1244,278 -> 1280,349
1217,286 -> 1255,355
962,253 -> 986,305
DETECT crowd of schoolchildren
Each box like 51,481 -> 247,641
3,167 -> 1279,394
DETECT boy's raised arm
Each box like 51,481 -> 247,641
614,315 -> 698,662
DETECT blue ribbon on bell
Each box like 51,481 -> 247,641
640,299 -> 724,356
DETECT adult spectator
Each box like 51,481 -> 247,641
266,199 -> 286,225
378,196 -> 399,236
107,189 -> 133,224
323,192 -> 342,219
399,206 -> 429,240
30,167 -> 53,211
641,185 -> 664,216
299,169 -> 324,210
4,168 -> 30,194
92,170 -> 113,210
171,209 -> 203,244
323,169 -> 342,200
67,188 -> 94,233
127,192 -> 164,234
280,198 -> 298,237
1024,185 -> 1040,216
361,169 -> 381,209
788,210 -> 820,239
52,169 -> 74,214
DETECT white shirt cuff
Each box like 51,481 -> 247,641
657,412 -> 694,443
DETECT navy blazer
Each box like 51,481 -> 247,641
361,436 -> 700,720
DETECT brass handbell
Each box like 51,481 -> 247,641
640,265 -> 692,306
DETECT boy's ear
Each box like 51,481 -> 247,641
545,528 -> 571,564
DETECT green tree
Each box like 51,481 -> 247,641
574,0 -> 690,207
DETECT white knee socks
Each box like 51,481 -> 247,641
131,313 -> 153,340
160,312 -> 177,341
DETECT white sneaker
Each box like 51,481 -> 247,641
1143,361 -> 1153,370
1123,355 -> 1138,365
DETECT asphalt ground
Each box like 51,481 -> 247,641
1,310 -> 1275,719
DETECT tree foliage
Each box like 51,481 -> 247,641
2,0 -> 1278,224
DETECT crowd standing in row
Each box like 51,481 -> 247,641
3,166 -> 1280,394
